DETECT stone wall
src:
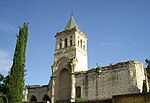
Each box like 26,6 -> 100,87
25,60 -> 148,102
24,92 -> 150,103
75,60 -> 147,101
112,92 -> 150,103
25,85 -> 51,102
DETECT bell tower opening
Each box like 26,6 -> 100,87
65,38 -> 68,47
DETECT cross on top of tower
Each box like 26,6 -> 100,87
71,9 -> 73,17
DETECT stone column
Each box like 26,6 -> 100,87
70,60 -> 76,102
62,40 -> 65,48
51,76 -> 56,103
71,72 -> 76,102
23,87 -> 28,102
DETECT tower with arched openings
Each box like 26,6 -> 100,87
51,16 -> 88,103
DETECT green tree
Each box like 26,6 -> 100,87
0,92 -> 5,103
8,23 -> 28,103
0,73 -> 9,103
142,80 -> 147,93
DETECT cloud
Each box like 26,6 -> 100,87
99,36 -> 128,51
100,42 -> 126,49
0,49 -> 12,72
0,21 -> 17,33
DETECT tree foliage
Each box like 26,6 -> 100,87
0,73 -> 9,103
142,80 -> 147,93
8,23 -> 28,103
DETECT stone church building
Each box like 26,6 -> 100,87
24,16 -> 149,103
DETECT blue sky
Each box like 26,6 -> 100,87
0,0 -> 150,85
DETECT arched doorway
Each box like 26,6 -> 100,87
30,95 -> 37,101
58,68 -> 71,101
42,94 -> 50,101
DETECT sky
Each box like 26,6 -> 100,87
0,0 -> 150,85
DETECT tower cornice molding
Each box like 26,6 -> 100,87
56,27 -> 88,40
56,27 -> 76,37
75,28 -> 88,40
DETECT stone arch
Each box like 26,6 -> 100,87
57,57 -> 70,65
42,94 -> 50,102
57,57 -> 71,73
54,57 -> 72,101
30,95 -> 37,101
58,68 -> 71,101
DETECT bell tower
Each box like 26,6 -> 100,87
54,16 -> 88,72
51,16 -> 88,103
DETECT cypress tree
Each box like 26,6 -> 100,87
8,23 -> 28,103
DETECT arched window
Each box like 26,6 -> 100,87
80,40 -> 82,49
70,40 -> 72,46
65,38 -> 68,47
76,86 -> 81,98
30,95 -> 37,101
83,45 -> 85,51
42,94 -> 50,101
59,43 -> 62,49
70,36 -> 73,46
78,41 -> 79,47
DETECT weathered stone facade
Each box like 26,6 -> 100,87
24,84 -> 51,102
23,92 -> 150,103
24,16 -> 149,103
75,60 -> 148,101
112,92 -> 150,103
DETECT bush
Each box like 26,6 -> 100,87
75,98 -> 85,102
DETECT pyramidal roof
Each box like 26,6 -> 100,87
64,16 -> 79,30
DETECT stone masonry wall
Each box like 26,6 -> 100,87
25,60 -> 147,102
75,60 -> 147,101
26,85 -> 51,102
23,92 -> 150,103
112,92 -> 150,103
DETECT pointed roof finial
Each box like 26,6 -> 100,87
71,9 -> 73,16
64,13 -> 79,30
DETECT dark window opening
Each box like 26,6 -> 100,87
59,43 -> 62,49
43,95 -> 50,101
30,95 -> 37,101
76,86 -> 81,98
80,40 -> 82,48
83,45 -> 85,50
65,38 -> 68,47
70,40 -> 72,46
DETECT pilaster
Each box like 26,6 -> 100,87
70,57 -> 77,102
51,76 -> 56,103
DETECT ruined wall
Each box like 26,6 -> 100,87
25,61 -> 147,102
75,60 -> 147,101
26,85 -> 51,102
113,92 -> 150,103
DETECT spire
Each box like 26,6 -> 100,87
64,16 -> 79,30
